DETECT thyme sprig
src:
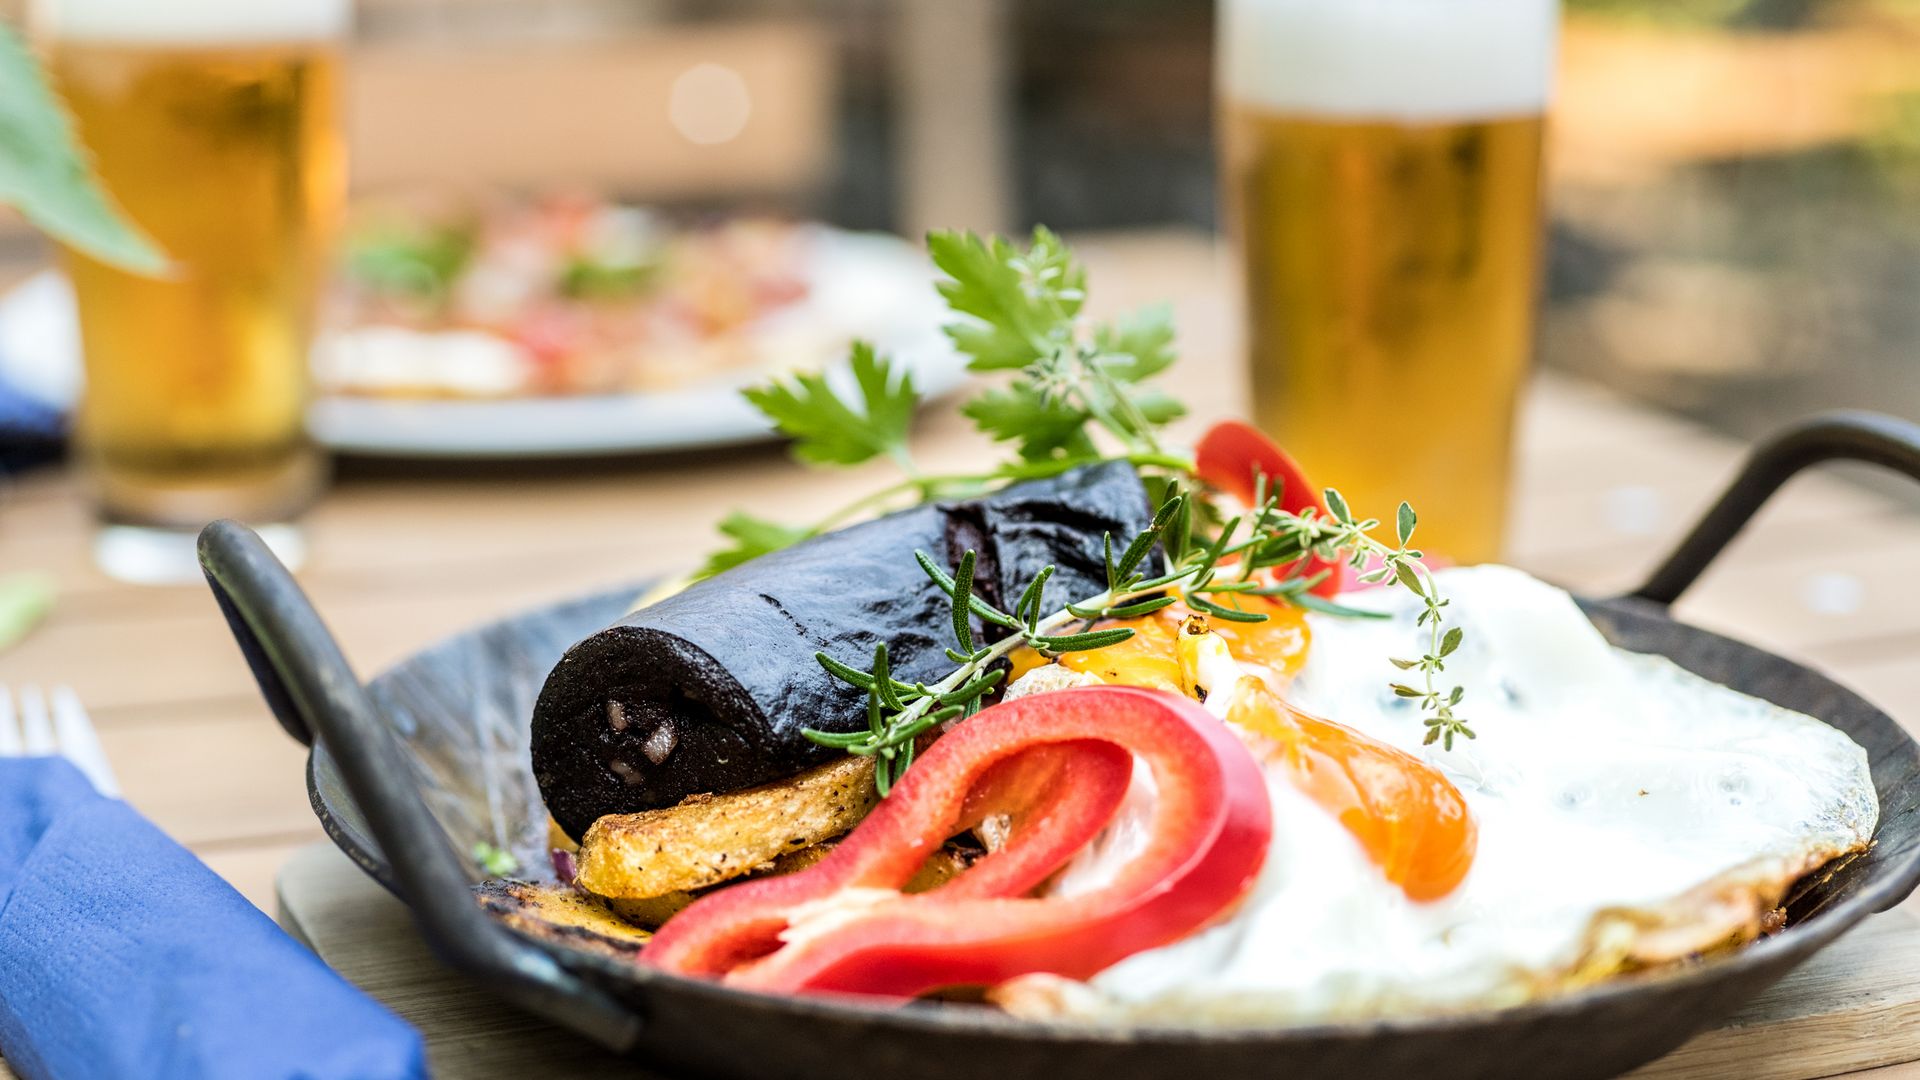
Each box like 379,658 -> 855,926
1244,492 -> 1476,751
805,486 -> 1473,794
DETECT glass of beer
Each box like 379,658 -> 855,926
1219,0 -> 1558,563
34,0 -> 348,582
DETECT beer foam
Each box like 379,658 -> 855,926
1220,0 -> 1556,120
34,0 -> 350,44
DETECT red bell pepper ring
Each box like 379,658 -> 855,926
643,686 -> 1273,1000
1194,420 -> 1347,597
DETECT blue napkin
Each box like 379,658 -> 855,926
0,758 -> 429,1080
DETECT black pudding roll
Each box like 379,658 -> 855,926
531,461 -> 1157,839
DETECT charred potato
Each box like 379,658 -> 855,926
576,754 -> 879,899
474,879 -> 652,959
605,840 -> 984,929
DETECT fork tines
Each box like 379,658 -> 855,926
0,684 -> 119,796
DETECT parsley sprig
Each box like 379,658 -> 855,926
808,484 -> 1472,794
694,228 -> 1188,580
740,342 -> 919,470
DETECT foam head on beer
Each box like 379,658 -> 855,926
32,0 -> 349,43
1219,0 -> 1556,121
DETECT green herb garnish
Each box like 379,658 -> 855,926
345,219 -> 477,308
692,228 -> 1189,580
808,482 -> 1471,794
0,573 -> 54,654
558,253 -> 659,300
702,228 -> 1470,779
472,841 -> 519,877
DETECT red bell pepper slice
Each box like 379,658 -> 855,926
642,686 -> 1273,1000
1194,420 -> 1346,597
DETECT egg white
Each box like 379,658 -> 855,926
995,566 -> 1876,1023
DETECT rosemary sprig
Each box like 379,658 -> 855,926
803,496 -> 1183,795
806,486 -> 1473,794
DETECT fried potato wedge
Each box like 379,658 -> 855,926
603,839 -> 983,928
474,879 -> 652,959
576,754 -> 879,900
604,842 -> 837,926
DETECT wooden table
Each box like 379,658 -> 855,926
4,230 -> 1920,1077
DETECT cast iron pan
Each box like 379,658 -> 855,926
201,411 -> 1920,1080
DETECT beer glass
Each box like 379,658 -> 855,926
34,0 -> 348,582
1219,0 -> 1557,563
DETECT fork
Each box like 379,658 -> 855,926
0,684 -> 119,795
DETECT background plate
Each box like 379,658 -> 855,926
0,229 -> 967,460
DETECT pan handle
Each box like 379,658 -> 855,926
1630,411 -> 1920,606
196,520 -> 642,1052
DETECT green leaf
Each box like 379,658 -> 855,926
1169,492 -> 1194,565
0,572 -> 53,653
1093,303 -> 1176,381
346,220 -> 478,304
870,642 -> 904,711
800,727 -> 872,749
816,652 -> 877,692
949,549 -> 977,653
1281,591 -> 1393,618
1324,488 -> 1353,525
742,342 -> 919,467
1393,561 -> 1428,598
1014,565 -> 1054,626
471,842 -> 519,877
1033,627 -> 1137,653
1440,626 -> 1464,657
1113,524 -> 1162,585
0,26 -> 164,274
1128,389 -> 1188,425
913,549 -> 1018,627
1101,595 -> 1178,618
928,228 -> 1083,371
694,512 -> 813,579
960,383 -> 1097,462
1188,593 -> 1270,623
1397,502 -> 1418,547
936,668 -> 1004,706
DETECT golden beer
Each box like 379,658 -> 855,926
1219,0 -> 1557,563
41,4 -> 346,535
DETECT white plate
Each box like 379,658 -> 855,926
0,229 -> 969,460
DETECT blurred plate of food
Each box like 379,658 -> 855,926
0,197 -> 967,459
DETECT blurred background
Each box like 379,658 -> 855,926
0,0 -> 1916,458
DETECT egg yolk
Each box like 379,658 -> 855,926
1004,596 -> 1470,899
1008,595 -> 1312,691
1228,681 -> 1477,901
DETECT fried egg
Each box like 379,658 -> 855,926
996,566 -> 1877,1023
